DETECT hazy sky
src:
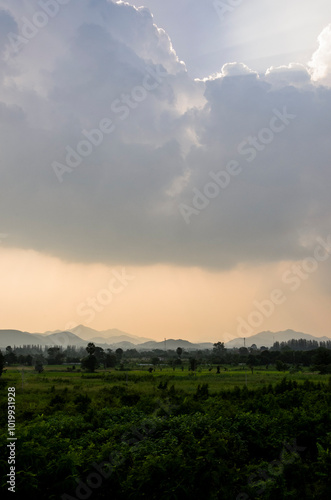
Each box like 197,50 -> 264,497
0,0 -> 331,342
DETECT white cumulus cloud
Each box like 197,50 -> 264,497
309,24 -> 331,86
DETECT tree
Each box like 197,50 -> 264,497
0,351 -> 5,377
123,348 -> 139,359
189,358 -> 198,371
276,360 -> 288,372
151,357 -> 159,369
47,347 -> 64,365
247,354 -> 258,374
105,350 -> 116,368
5,346 -> 17,366
26,354 -> 33,366
213,342 -> 225,354
86,342 -> 96,356
213,342 -> 226,364
115,348 -> 124,363
18,354 -> 26,365
239,347 -> 248,357
5,347 -> 17,366
173,358 -> 182,369
35,359 -> 44,373
260,349 -> 271,365
312,347 -> 331,374
176,347 -> 183,358
82,342 -> 98,372
94,347 -> 106,368
81,355 -> 98,372
313,347 -> 331,366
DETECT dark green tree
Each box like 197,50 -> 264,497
176,347 -> 183,358
35,359 -> 44,373
47,347 -> 64,365
81,355 -> 98,372
82,342 -> 98,372
247,353 -> 258,373
213,341 -> 225,354
86,342 -> 96,356
151,356 -> 159,368
312,347 -> 331,374
115,348 -> 124,363
213,341 -> 226,364
276,360 -> 288,372
189,357 -> 198,371
26,354 -> 33,366
94,347 -> 106,367
105,350 -> 116,368
0,351 -> 5,376
5,346 -> 17,366
313,347 -> 331,365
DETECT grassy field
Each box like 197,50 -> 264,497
3,364 -> 329,400
1,365 -> 330,499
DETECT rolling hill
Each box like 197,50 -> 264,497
1,326 -> 330,351
137,339 -> 214,351
69,325 -> 153,344
224,329 -> 331,349
0,330 -> 41,349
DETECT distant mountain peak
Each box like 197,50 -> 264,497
224,329 -> 331,348
1,327 -> 330,351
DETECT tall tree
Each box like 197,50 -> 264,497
0,351 -> 5,376
176,347 -> 183,358
47,347 -> 64,365
213,342 -> 225,354
189,357 -> 198,371
94,347 -> 106,368
35,358 -> 44,373
82,342 -> 98,372
115,348 -> 124,362
5,346 -> 17,366
86,342 -> 96,356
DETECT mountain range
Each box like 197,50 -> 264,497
0,325 -> 330,351
224,329 -> 331,349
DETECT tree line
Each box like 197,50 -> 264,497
1,337 -> 331,376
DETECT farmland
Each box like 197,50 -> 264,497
1,365 -> 330,499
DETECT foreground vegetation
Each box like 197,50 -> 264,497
0,366 -> 330,499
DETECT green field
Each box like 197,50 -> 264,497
3,364 -> 329,395
1,366 -> 330,499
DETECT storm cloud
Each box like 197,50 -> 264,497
0,0 -> 331,270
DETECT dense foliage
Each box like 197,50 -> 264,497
0,368 -> 330,499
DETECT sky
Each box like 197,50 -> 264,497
0,0 -> 331,343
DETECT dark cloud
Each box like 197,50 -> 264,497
0,0 -> 331,270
